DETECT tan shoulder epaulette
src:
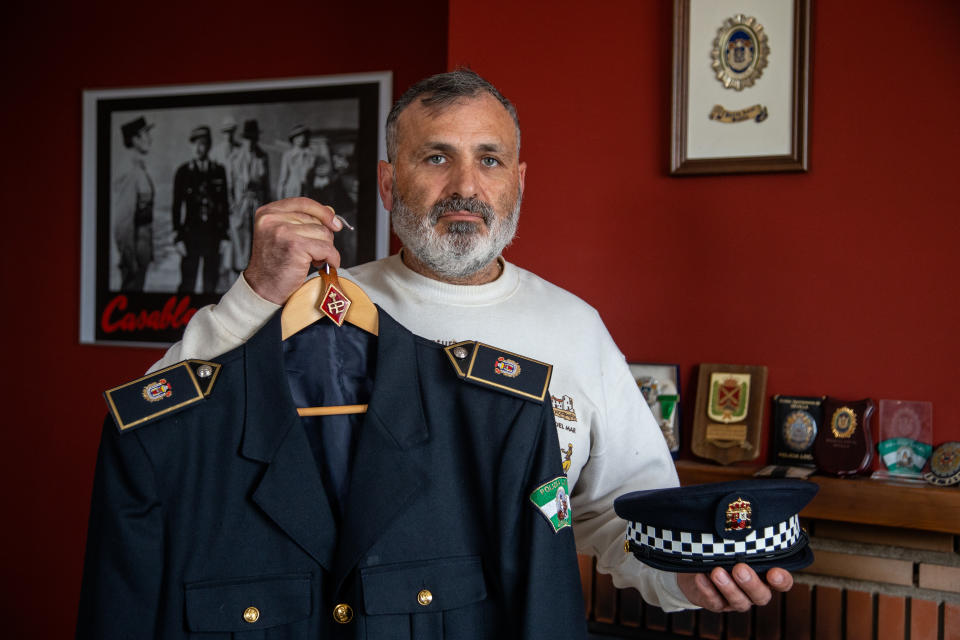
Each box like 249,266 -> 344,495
443,341 -> 552,403
103,360 -> 221,432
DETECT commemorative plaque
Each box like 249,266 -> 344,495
922,442 -> 960,486
691,364 -> 767,465
629,363 -> 681,456
813,397 -> 875,476
875,399 -> 933,478
771,395 -> 824,468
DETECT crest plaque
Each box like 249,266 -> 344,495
692,363 -> 767,465
813,397 -> 875,476
771,395 -> 823,468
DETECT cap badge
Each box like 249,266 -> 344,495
724,497 -> 752,531
494,356 -> 521,378
142,379 -> 173,403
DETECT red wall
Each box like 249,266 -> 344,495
3,0 -> 959,635
448,0 -> 960,459
0,2 -> 446,636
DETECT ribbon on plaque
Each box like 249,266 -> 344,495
709,104 -> 768,123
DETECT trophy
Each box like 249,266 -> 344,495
874,399 -> 933,479
813,397 -> 875,476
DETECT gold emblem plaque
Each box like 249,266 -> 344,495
711,15 -> 770,91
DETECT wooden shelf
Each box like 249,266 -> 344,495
675,460 -> 960,535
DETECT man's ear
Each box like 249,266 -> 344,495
377,160 -> 394,210
518,161 -> 527,196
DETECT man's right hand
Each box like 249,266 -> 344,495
243,197 -> 343,305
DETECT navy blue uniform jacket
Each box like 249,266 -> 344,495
78,309 -> 587,639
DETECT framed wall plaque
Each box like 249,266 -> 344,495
670,0 -> 811,175
691,363 -> 768,465
629,363 -> 682,457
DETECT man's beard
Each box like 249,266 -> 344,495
390,184 -> 521,280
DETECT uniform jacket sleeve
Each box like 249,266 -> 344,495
495,396 -> 588,638
76,417 -> 165,638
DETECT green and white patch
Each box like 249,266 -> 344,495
530,477 -> 572,533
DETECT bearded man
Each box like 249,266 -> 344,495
150,69 -> 794,613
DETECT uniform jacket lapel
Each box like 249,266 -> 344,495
240,313 -> 338,571
333,311 -> 430,587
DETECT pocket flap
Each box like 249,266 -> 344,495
361,556 -> 486,615
184,573 -> 312,632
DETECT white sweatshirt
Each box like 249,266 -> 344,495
151,254 -> 694,611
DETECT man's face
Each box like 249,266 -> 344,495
193,137 -> 210,160
133,129 -> 152,155
378,93 -> 526,281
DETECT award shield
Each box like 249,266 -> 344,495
691,364 -> 767,465
813,397 -> 875,476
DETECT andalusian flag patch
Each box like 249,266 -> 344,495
530,477 -> 572,533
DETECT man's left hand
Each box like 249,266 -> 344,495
677,564 -> 793,612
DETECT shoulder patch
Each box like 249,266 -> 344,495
530,476 -> 573,533
103,360 -> 221,433
443,341 -> 552,402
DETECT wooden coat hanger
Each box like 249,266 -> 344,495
281,265 -> 379,417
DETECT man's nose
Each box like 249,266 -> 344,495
445,162 -> 479,200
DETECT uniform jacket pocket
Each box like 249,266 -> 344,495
360,555 -> 486,615
184,573 -> 312,632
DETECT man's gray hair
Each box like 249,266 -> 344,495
385,68 -> 521,162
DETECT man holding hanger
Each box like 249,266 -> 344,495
149,69 -> 795,613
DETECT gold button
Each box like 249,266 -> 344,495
417,589 -> 433,606
333,603 -> 354,624
624,540 -> 630,553
243,607 -> 260,623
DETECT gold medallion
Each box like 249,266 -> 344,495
830,407 -> 858,439
711,15 -> 770,91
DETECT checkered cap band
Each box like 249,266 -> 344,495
626,515 -> 802,560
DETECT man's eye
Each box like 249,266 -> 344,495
427,155 -> 446,165
481,157 -> 500,167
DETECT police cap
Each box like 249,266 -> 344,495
614,479 -> 818,573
